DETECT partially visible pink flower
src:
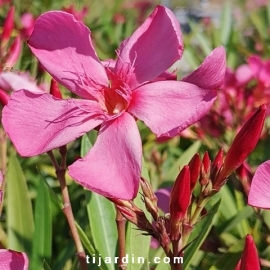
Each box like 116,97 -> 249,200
0,249 -> 28,270
62,4 -> 88,22
248,160 -> 270,209
0,72 -> 46,93
20,13 -> 35,38
2,6 -> 226,200
248,55 -> 270,86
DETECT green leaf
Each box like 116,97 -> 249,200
214,185 -> 246,237
250,10 -> 268,40
126,159 -> 151,270
6,153 -> 34,253
219,206 -> 253,234
30,178 -> 52,270
189,21 -> 212,55
220,3 -> 232,46
43,260 -> 52,270
75,223 -> 98,255
210,238 -> 244,270
183,199 -> 221,269
81,134 -> 118,270
164,141 -> 201,181
182,48 -> 200,70
85,191 -> 117,270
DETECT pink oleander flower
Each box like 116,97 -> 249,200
2,5 -> 226,200
248,160 -> 270,209
62,4 -> 88,22
0,72 -> 47,94
0,249 -> 28,270
0,72 -> 47,106
20,13 -> 35,38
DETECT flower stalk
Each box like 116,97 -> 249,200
47,148 -> 87,270
116,209 -> 127,270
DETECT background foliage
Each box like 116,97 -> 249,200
1,0 -> 270,269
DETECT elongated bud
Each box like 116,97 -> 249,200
189,153 -> 201,191
116,205 -> 154,233
214,105 -> 266,191
202,152 -> 211,174
5,36 -> 21,67
0,89 -> 10,106
200,152 -> 211,186
108,198 -> 134,210
1,6 -> 15,44
50,78 -> 62,98
170,166 -> 191,240
140,177 -> 159,220
236,235 -> 261,270
211,148 -> 224,180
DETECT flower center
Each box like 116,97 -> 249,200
102,83 -> 130,115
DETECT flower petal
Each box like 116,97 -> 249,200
247,55 -> 263,77
68,112 -> 142,200
0,72 -> 44,93
2,90 -> 104,156
155,188 -> 171,213
28,11 -> 108,99
0,249 -> 28,270
248,160 -> 270,209
115,5 -> 183,88
128,81 -> 217,137
182,46 -> 226,89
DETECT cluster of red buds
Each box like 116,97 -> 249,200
0,6 -> 22,108
111,104 -> 266,269
0,6 -> 21,72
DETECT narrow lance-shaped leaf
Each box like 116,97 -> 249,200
6,153 -> 34,254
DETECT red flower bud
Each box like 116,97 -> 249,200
50,78 -> 62,99
200,152 -> 211,186
188,153 -> 201,191
202,152 -> 211,174
0,89 -> 10,106
170,166 -> 191,240
236,234 -> 260,270
1,6 -> 14,44
214,105 -> 266,190
211,148 -> 224,180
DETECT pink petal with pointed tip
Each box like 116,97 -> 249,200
28,11 -> 108,99
128,81 -> 217,137
0,249 -> 28,270
182,47 -> 226,89
68,112 -> 142,200
116,5 -> 183,88
2,90 -> 104,156
248,161 -> 270,209
247,55 -> 263,77
0,72 -> 43,93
